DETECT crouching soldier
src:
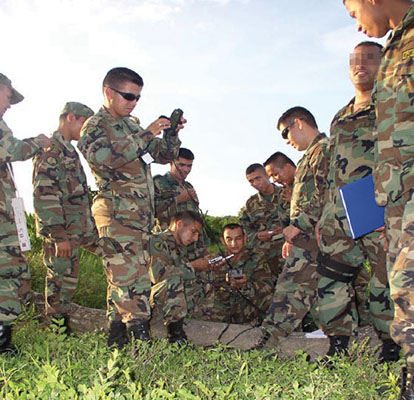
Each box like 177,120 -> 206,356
210,223 -> 274,326
149,210 -> 214,345
32,102 -> 98,332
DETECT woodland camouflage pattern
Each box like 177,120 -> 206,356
209,249 -> 274,326
149,230 -> 213,325
32,130 -> 98,317
317,100 -> 393,340
0,118 -> 44,324
372,5 -> 414,369
78,107 -> 180,325
240,184 -> 289,278
153,171 -> 208,260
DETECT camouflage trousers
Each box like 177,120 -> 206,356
97,220 -> 151,326
317,231 -> 393,340
262,242 -> 320,338
257,238 -> 284,282
43,236 -> 97,318
385,191 -> 414,369
150,265 -> 214,325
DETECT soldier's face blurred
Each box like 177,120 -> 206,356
70,115 -> 88,141
349,45 -> 382,92
0,85 -> 12,117
221,227 -> 246,255
265,163 -> 293,187
171,157 -> 193,180
106,82 -> 142,118
246,169 -> 272,194
344,0 -> 390,38
176,220 -> 202,246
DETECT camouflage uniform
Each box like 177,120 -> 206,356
153,171 -> 208,260
240,184 -> 290,279
149,230 -> 213,324
371,5 -> 414,369
317,99 -> 394,340
78,107 -> 180,326
0,118 -> 45,325
262,133 -> 328,338
210,249 -> 274,326
32,128 -> 98,318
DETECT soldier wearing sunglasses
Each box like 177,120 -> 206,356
78,67 -> 185,350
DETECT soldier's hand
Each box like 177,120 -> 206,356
282,241 -> 291,259
147,117 -> 171,136
283,225 -> 301,244
229,275 -> 247,288
175,115 -> 187,133
209,258 -> 226,271
176,188 -> 196,203
37,134 -> 51,151
257,231 -> 272,241
191,258 -> 209,272
282,186 -> 293,202
55,240 -> 71,258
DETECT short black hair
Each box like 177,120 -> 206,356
246,163 -> 265,175
222,223 -> 244,235
277,106 -> 318,130
103,67 -> 144,90
354,40 -> 383,52
170,210 -> 203,227
264,151 -> 296,169
178,148 -> 194,160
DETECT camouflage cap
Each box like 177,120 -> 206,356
60,102 -> 94,118
0,73 -> 24,104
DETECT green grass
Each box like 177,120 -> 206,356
0,308 -> 402,399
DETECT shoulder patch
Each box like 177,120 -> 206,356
47,156 -> 58,166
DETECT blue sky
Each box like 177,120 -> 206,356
1,0 -> 385,216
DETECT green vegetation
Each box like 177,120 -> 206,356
0,308 -> 402,399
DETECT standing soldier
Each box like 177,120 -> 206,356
78,67 -> 183,349
317,41 -> 398,362
254,107 -> 328,350
32,102 -> 97,332
343,0 -> 414,396
240,164 -> 289,280
154,147 -> 208,260
0,73 -> 50,352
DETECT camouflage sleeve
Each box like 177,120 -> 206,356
0,120 -> 44,163
146,130 -> 181,165
154,176 -> 178,220
239,257 -> 273,303
292,143 -> 328,231
32,150 -> 68,241
79,121 -> 152,171
239,204 -> 257,245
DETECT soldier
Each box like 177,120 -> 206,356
240,164 -> 289,280
32,102 -> 98,332
0,73 -> 50,352
154,147 -> 208,260
78,67 -> 183,348
210,223 -> 274,326
149,210 -> 214,345
343,0 -> 414,396
316,41 -> 398,362
254,107 -> 328,350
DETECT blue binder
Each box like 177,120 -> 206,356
338,175 -> 385,239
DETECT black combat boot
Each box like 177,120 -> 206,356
399,367 -> 414,400
0,324 -> 17,355
379,339 -> 401,363
127,322 -> 151,343
107,320 -> 128,349
326,335 -> 350,357
167,319 -> 188,346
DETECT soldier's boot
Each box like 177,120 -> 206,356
379,339 -> 401,363
0,324 -> 17,355
399,367 -> 414,400
167,319 -> 189,347
107,320 -> 128,349
250,329 -> 279,351
319,335 -> 350,367
127,322 -> 151,343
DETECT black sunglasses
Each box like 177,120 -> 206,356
281,121 -> 295,139
109,87 -> 141,102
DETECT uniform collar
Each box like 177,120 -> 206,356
385,4 -> 414,48
52,131 -> 76,152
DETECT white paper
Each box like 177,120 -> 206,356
305,329 -> 327,339
11,197 -> 31,252
141,152 -> 154,164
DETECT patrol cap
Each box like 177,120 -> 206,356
60,102 -> 94,118
0,73 -> 24,105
